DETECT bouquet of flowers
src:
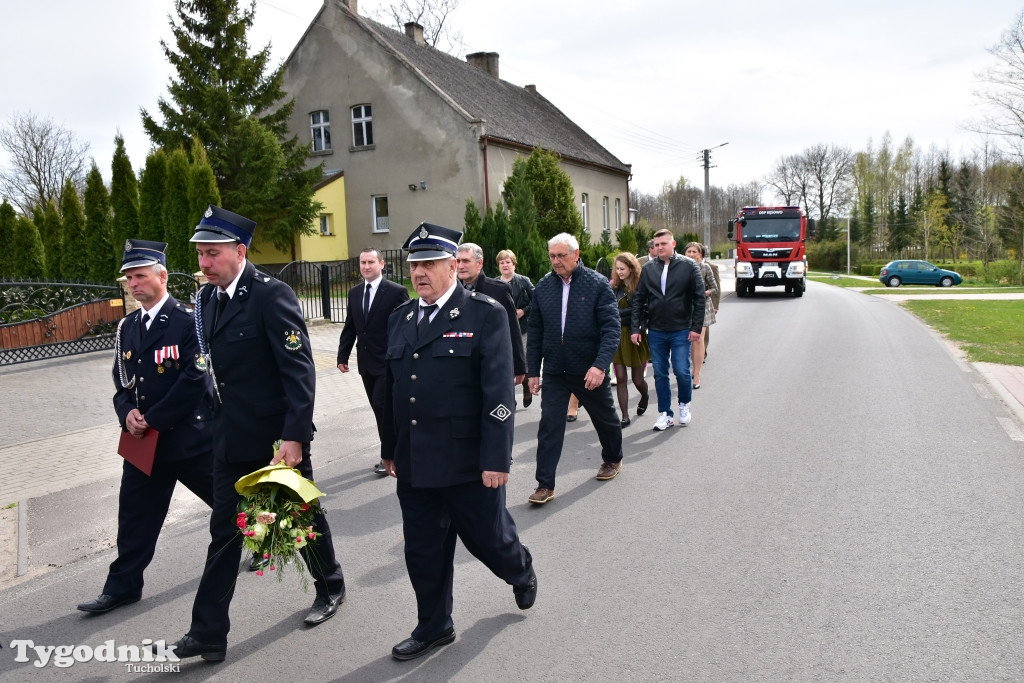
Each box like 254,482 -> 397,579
234,462 -> 326,589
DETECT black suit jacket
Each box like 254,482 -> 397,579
382,286 -> 515,488
336,277 -> 409,377
465,273 -> 527,376
112,296 -> 215,462
199,261 -> 315,464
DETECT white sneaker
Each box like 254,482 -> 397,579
653,412 -> 674,431
678,402 -> 691,426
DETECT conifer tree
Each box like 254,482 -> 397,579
139,149 -> 168,241
110,133 -> 141,251
141,0 -> 322,252
60,179 -> 89,281
506,174 -> 547,281
514,148 -> 584,243
163,148 -> 192,272
11,215 -> 46,279
0,200 -> 16,278
463,198 -> 483,245
186,139 -> 221,273
40,199 -> 63,279
84,163 -> 115,282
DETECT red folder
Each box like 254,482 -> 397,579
118,429 -> 159,476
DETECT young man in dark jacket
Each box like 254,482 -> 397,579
525,233 -> 623,505
630,229 -> 705,431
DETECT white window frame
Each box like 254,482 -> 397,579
319,214 -> 332,235
372,195 -> 389,233
602,196 -> 609,231
352,104 -> 374,148
310,110 -> 331,152
581,193 -> 589,230
615,198 -> 621,230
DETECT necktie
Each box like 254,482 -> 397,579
363,283 -> 371,316
139,312 -> 150,343
417,304 -> 437,339
215,291 -> 229,328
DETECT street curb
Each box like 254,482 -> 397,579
16,499 -> 26,577
974,362 -> 1024,427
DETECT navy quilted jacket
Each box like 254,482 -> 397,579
526,264 -> 619,376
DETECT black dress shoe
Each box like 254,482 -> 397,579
77,593 -> 140,614
304,588 -> 345,625
513,565 -> 537,610
374,461 -> 388,475
248,553 -> 270,572
392,627 -> 456,661
168,635 -> 226,662
523,392 -> 532,408
636,393 -> 650,416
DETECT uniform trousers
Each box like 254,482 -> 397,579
360,372 -> 387,456
103,456 -> 214,598
534,372 -> 623,491
187,445 -> 345,644
396,479 -> 532,641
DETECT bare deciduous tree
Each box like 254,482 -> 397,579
375,0 -> 465,55
765,153 -> 810,208
974,10 -> 1024,155
0,111 -> 90,215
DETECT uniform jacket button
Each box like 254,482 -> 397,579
412,353 -> 419,359
411,375 -> 417,381
410,397 -> 416,403
411,419 -> 418,426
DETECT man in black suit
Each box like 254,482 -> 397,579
77,240 -> 215,615
337,247 -> 409,475
382,223 -> 537,661
165,205 -> 346,662
455,242 -> 527,386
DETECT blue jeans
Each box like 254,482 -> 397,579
647,329 -> 692,415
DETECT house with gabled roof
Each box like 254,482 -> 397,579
279,0 -> 632,254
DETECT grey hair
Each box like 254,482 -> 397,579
152,263 -> 168,276
457,243 -> 484,261
548,232 -> 579,252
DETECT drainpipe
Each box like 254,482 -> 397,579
482,135 -> 490,208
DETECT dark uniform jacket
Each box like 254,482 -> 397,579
113,296 -> 215,462
526,264 -> 619,377
336,277 -> 410,376
199,261 -> 315,463
631,254 -> 705,334
464,272 -> 527,377
382,285 -> 515,488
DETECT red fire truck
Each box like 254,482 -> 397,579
727,206 -> 815,297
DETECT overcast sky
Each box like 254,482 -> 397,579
1,0 -> 1020,199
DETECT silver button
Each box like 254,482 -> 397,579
411,375 -> 417,381
140,396 -> 146,401
410,397 -> 416,403
413,353 -> 419,359
139,377 -> 145,382
449,349 -> 454,354
411,420 -> 418,426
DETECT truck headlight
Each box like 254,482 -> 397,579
735,262 -> 753,278
786,261 -> 805,277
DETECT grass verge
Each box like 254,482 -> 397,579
901,300 -> 1024,366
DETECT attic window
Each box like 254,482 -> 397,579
311,110 -> 331,152
352,105 -> 374,148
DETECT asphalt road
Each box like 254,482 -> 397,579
1,279 -> 1022,681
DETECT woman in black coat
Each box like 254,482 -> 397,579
497,249 -> 534,407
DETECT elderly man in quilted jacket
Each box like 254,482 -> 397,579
525,233 -> 623,505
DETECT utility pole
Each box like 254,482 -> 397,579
701,142 -> 728,247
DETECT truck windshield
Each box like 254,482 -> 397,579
740,218 -> 801,243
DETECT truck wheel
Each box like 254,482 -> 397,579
794,281 -> 804,297
887,276 -> 901,287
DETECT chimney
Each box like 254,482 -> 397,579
405,22 -> 425,45
525,84 -> 537,94
340,0 -> 358,14
466,52 -> 499,79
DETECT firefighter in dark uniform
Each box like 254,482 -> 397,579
77,240 -> 215,615
165,205 -> 346,662
382,223 -> 538,661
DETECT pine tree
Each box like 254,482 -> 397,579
463,198 -> 483,245
40,199 -> 63,279
139,149 -> 168,241
187,139 -> 221,273
141,0 -> 322,252
505,174 -> 546,281
84,164 -> 115,282
11,215 -> 46,279
0,200 -> 16,278
110,133 -> 141,251
511,149 -> 584,243
163,148 -> 192,272
60,179 -> 89,280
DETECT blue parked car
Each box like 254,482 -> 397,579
878,260 -> 963,287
